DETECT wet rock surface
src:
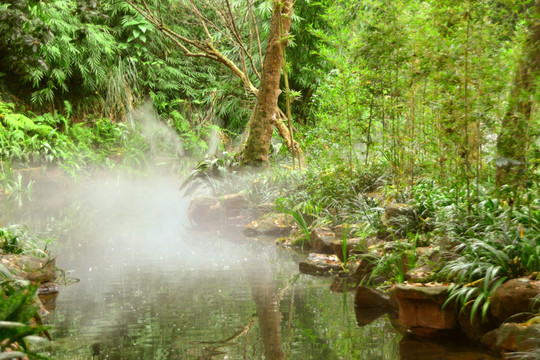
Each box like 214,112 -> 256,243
38,292 -> 59,313
458,302 -> 498,341
353,286 -> 397,326
400,334 -> 500,360
355,307 -> 390,327
38,281 -> 60,294
191,201 -> 536,359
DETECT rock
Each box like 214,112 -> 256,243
400,334 -> 499,360
351,253 -> 381,284
331,238 -> 366,262
480,329 -> 499,351
381,203 -> 417,236
363,192 -> 386,205
189,194 -> 249,225
387,286 -> 399,311
220,193 -> 249,217
516,323 -> 540,353
188,196 -> 220,224
355,307 -> 389,326
244,213 -> 293,237
415,246 -> 434,258
385,202 -> 414,218
396,283 -> 458,332
355,286 -> 392,309
365,235 -> 384,248
482,322 -> 540,353
333,223 -> 362,239
309,228 -> 335,254
38,292 -> 58,313
278,230 -> 309,248
38,281 -> 60,295
404,264 -> 433,283
399,335 -> 447,359
490,278 -> 540,323
0,255 -> 56,283
481,323 -> 525,352
299,253 -> 342,276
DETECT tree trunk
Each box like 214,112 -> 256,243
242,0 -> 293,166
495,0 -> 540,187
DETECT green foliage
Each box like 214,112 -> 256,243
179,152 -> 239,196
276,197 -> 311,248
275,159 -> 387,229
0,0 -> 119,108
0,226 -> 52,258
432,184 -> 540,322
309,0 -> 536,195
368,240 -> 416,285
0,282 -> 51,360
0,100 -> 153,173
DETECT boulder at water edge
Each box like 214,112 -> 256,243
189,193 -> 249,225
309,228 -> 335,254
395,283 -> 458,336
244,212 -> 293,236
0,254 -> 56,283
489,278 -> 540,323
481,322 -> 540,352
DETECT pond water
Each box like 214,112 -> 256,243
0,170 -> 499,360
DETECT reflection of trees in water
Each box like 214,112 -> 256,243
190,315 -> 256,359
245,261 -> 285,360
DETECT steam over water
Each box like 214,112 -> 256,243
0,169 -> 500,360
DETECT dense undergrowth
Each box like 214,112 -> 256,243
0,226 -> 55,359
0,99 -> 222,191
189,147 -> 539,329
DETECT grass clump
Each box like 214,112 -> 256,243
0,227 -> 52,258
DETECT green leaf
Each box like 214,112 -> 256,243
470,293 -> 485,322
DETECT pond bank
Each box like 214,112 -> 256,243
189,191 -> 539,359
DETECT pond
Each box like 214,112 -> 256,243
0,170 -> 499,360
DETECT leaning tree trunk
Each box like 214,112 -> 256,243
242,0 -> 293,166
495,0 -> 540,187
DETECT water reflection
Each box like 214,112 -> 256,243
399,335 -> 499,360
245,260 -> 284,360
1,171 -> 494,359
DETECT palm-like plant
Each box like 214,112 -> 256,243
440,227 -> 539,322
